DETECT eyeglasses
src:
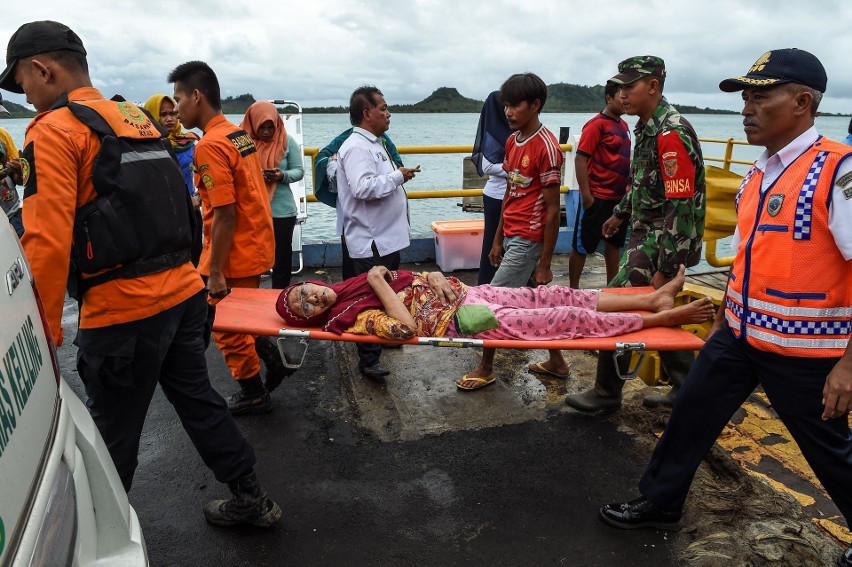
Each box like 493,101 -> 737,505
298,285 -> 316,318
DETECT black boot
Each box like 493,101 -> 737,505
254,336 -> 293,393
643,350 -> 693,408
227,374 -> 272,415
565,351 -> 626,412
203,470 -> 282,527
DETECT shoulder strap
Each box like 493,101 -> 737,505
67,101 -> 116,138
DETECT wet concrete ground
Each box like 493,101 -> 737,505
56,255 -> 848,566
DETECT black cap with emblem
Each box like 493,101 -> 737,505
719,48 -> 826,93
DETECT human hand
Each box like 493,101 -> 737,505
426,271 -> 457,304
488,243 -> 503,268
400,165 -> 421,182
532,264 -> 553,286
582,193 -> 594,209
2,158 -> 22,185
368,265 -> 391,282
207,273 -> 230,301
263,168 -> 284,183
822,356 -> 852,420
602,215 -> 623,238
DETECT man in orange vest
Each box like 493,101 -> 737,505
598,49 -> 852,567
0,20 -> 280,527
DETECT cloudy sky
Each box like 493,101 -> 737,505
2,0 -> 852,113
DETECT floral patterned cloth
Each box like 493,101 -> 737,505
345,273 -> 467,339
345,276 -> 645,341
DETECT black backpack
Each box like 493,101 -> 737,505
66,96 -> 196,300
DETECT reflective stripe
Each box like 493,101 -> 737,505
121,149 -> 172,164
748,327 -> 849,349
747,297 -> 852,318
725,310 -> 741,331
727,287 -> 743,304
745,310 -> 851,335
793,151 -> 827,241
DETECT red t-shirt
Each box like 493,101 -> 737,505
502,125 -> 563,241
577,113 -> 630,200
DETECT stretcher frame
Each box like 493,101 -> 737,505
213,287 -> 706,380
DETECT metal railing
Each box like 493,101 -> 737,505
302,139 -> 745,201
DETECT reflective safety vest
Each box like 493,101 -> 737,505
725,138 -> 852,357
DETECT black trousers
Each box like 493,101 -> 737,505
190,208 -> 203,267
640,325 -> 852,527
341,235 -> 401,367
477,194 -> 503,286
76,290 -> 256,492
272,216 -> 297,289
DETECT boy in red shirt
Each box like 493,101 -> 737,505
457,73 -> 568,390
569,82 -> 631,287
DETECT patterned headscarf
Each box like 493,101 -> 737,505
143,94 -> 198,153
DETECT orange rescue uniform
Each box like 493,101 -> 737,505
20,87 -> 203,346
194,114 -> 274,380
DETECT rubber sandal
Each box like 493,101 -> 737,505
456,373 -> 496,391
528,361 -> 570,379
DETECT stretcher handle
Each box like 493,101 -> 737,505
613,342 -> 647,381
276,337 -> 309,369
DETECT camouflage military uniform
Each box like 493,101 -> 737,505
609,97 -> 706,288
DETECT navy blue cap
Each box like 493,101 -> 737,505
719,48 -> 826,93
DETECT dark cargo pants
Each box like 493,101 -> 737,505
76,290 -> 256,492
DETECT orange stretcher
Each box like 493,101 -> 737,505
213,287 -> 706,380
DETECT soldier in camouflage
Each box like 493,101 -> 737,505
566,56 -> 706,412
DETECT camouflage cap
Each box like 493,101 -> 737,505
719,48 -> 826,93
609,55 -> 666,85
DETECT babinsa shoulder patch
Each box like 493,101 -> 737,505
227,130 -> 257,158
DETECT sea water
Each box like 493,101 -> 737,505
3,112 -> 849,267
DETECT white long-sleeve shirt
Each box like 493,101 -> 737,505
336,127 -> 410,258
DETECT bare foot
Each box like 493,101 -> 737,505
651,265 -> 686,312
642,297 -> 715,328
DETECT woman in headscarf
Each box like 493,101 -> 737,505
471,90 -> 513,285
144,94 -> 202,265
276,266 -> 714,390
241,101 -> 304,288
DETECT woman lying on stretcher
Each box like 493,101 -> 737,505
276,265 -> 715,390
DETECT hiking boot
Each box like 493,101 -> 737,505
203,470 -> 282,527
565,388 -> 622,412
642,386 -> 678,408
643,350 -> 691,408
565,351 -> 626,412
227,374 -> 272,415
255,336 -> 293,393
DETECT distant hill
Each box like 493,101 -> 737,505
301,84 -> 737,115
221,93 -> 256,115
0,99 -> 36,119
392,87 -> 483,113
0,87 -> 739,120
